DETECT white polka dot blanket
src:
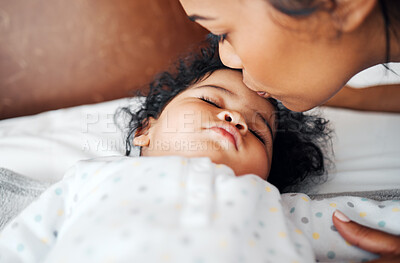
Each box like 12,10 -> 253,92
0,156 -> 399,263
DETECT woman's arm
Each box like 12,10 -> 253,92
324,84 -> 400,113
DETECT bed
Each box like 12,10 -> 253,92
1,0 -> 399,192
0,1 -> 399,261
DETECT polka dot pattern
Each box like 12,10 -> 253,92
315,212 -> 323,218
269,207 -> 278,213
16,244 -> 24,252
34,215 -> 42,222
1,157 -> 398,263
327,251 -> 335,259
295,229 -> 303,235
278,232 -> 287,238
54,188 -> 63,196
282,192 -> 400,262
113,177 -> 121,183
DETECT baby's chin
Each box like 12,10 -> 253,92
232,167 -> 269,180
207,156 -> 269,180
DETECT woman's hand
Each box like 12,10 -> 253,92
333,210 -> 400,262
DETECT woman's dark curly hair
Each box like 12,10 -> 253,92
117,43 -> 332,193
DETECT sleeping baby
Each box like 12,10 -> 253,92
0,46 -> 399,263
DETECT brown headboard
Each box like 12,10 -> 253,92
0,0 -> 207,119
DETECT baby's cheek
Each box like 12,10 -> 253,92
250,146 -> 271,179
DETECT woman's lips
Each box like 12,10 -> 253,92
210,126 -> 238,150
257,91 -> 271,98
243,71 -> 272,99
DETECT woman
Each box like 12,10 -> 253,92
179,0 -> 400,112
178,0 -> 400,262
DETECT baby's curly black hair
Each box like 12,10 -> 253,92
117,44 -> 332,193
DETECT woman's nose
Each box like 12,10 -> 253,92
219,41 -> 243,69
217,110 -> 248,134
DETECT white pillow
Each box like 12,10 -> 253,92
311,107 -> 400,193
347,63 -> 400,88
0,98 -> 140,182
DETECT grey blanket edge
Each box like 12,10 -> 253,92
0,168 -> 50,231
308,189 -> 400,201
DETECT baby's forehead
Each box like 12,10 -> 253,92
186,81 -> 277,112
182,83 -> 278,128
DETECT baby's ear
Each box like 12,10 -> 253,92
331,0 -> 377,32
133,134 -> 150,147
132,117 -> 156,147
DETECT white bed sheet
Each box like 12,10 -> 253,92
311,107 -> 400,193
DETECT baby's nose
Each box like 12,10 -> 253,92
217,111 -> 248,133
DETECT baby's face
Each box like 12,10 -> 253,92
139,69 -> 276,179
